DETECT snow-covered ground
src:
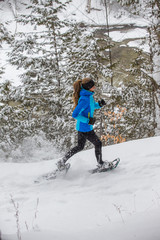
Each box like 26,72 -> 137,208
0,136 -> 160,240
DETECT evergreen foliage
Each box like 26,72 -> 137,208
100,48 -> 156,145
6,1 -> 112,153
0,22 -> 12,46
0,0 -> 159,159
7,0 -> 72,151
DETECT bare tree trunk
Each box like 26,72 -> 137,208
52,22 -> 60,88
86,0 -> 91,13
8,0 -> 18,34
104,0 -> 113,86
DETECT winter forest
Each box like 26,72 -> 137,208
0,0 -> 160,161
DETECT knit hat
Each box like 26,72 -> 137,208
82,79 -> 95,90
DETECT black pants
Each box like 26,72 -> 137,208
63,130 -> 103,164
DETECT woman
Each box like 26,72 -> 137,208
57,77 -> 108,171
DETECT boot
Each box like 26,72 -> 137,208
97,161 -> 110,170
56,158 -> 67,171
97,160 -> 114,170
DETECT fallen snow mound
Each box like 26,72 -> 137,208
0,136 -> 160,240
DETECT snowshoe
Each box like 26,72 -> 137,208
89,158 -> 120,174
34,162 -> 71,183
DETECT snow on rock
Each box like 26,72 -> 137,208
0,136 -> 160,240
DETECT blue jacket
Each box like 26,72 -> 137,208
72,88 -> 101,132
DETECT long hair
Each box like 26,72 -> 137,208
73,77 -> 92,109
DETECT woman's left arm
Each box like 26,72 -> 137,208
95,99 -> 106,109
94,101 -> 101,109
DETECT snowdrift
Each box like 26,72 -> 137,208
0,136 -> 160,240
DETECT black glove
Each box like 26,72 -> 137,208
98,99 -> 106,107
88,117 -> 96,125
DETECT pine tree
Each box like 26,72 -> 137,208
8,0 -> 73,151
0,22 -> 12,47
9,0 -> 71,89
0,22 -> 12,80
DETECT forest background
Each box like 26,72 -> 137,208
0,0 -> 159,162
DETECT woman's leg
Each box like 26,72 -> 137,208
85,130 -> 103,165
63,131 -> 87,162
